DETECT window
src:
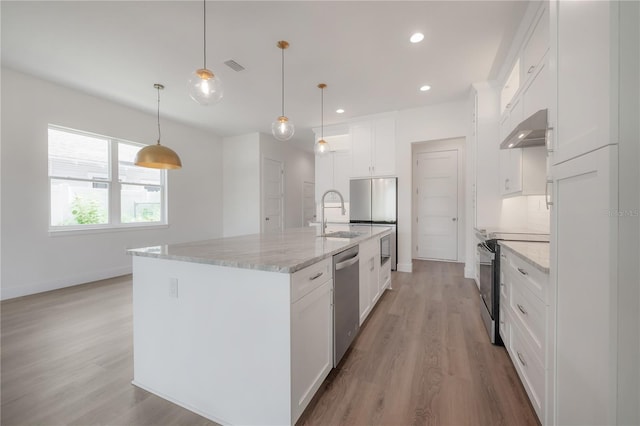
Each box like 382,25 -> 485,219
48,126 -> 166,231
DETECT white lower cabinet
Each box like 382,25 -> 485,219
359,235 -> 383,325
291,278 -> 333,422
500,245 -> 549,424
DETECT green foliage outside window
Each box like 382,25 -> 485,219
71,195 -> 106,225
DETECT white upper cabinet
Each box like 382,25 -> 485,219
522,59 -> 549,121
499,4 -> 550,141
350,116 -> 396,178
351,122 -> 373,178
501,60 -> 521,115
549,0 -> 618,164
501,146 -> 546,197
522,5 -> 549,80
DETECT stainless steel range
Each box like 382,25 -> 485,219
475,229 -> 549,345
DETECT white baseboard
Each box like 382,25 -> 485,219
397,262 -> 413,273
1,265 -> 132,301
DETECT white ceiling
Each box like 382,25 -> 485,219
1,1 -> 528,150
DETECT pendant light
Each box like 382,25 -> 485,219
187,0 -> 223,105
135,84 -> 182,170
314,83 -> 330,156
272,40 -> 295,141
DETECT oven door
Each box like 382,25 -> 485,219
477,242 -> 495,317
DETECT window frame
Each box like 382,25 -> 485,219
48,125 -> 168,234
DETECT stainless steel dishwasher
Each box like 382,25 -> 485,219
333,245 -> 360,367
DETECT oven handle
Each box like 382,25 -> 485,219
477,242 -> 495,260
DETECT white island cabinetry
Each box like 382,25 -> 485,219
129,226 -> 392,426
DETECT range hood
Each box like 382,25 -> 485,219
500,109 -> 547,149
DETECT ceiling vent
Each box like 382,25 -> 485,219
224,59 -> 245,72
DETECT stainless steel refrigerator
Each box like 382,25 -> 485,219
350,178 -> 397,270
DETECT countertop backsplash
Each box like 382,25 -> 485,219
499,195 -> 550,234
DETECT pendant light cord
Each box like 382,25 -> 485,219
281,45 -> 285,117
321,86 -> 324,140
156,86 -> 161,145
203,0 -> 207,69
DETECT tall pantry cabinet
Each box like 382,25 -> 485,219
548,1 -> 639,425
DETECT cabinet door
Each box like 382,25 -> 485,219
350,123 -> 373,178
500,149 -> 523,196
509,96 -> 523,136
368,243 -> 381,307
291,280 -> 333,422
372,117 -> 396,176
552,145 -> 617,426
523,5 -> 549,79
358,239 -> 374,325
550,0 -> 618,164
499,112 -> 510,143
522,60 -> 549,120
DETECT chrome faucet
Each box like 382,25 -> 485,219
320,189 -> 346,235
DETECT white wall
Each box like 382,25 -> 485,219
222,132 -> 314,237
396,100 -> 469,272
0,69 -> 223,300
259,133 -> 315,229
222,133 -> 261,237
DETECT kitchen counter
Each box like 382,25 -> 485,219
128,225 -> 392,425
128,224 -> 391,274
499,240 -> 550,273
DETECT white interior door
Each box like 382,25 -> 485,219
415,150 -> 458,260
302,181 -> 315,226
262,157 -> 284,233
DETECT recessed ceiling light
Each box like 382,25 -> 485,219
518,133 -> 526,139
419,85 -> 431,92
410,33 -> 424,43
336,108 -> 345,114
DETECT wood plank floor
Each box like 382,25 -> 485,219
1,260 -> 539,426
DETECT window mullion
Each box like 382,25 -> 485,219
111,139 -> 120,225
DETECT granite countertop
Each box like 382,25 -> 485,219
128,225 -> 392,274
499,241 -> 550,273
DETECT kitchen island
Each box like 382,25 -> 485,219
128,225 -> 391,426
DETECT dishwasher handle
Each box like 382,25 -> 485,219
335,255 -> 359,271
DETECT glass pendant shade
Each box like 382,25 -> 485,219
314,83 -> 330,156
314,139 -> 330,156
272,116 -> 295,141
188,68 -> 223,105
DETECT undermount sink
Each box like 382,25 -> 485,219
322,231 -> 363,239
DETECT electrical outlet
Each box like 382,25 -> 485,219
169,278 -> 179,298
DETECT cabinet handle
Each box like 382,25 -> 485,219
517,303 -> 528,316
527,65 -> 535,74
517,267 -> 528,276
546,127 -> 554,153
370,258 -> 374,272
517,351 -> 527,367
545,179 -> 553,210
506,103 -> 511,109
505,178 -> 510,190
309,272 -> 324,281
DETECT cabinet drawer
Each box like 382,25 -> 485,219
291,258 -> 333,303
509,321 -> 544,422
503,250 -> 548,303
510,280 -> 545,363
